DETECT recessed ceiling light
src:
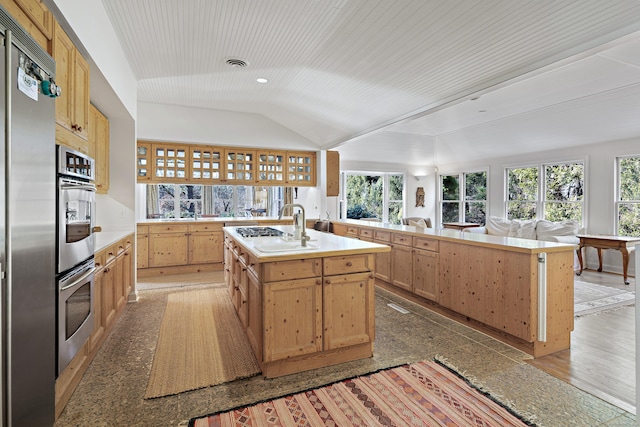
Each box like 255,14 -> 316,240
256,78 -> 268,84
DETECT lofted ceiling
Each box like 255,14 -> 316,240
101,0 -> 640,167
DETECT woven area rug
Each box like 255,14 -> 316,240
188,360 -> 534,427
574,280 -> 635,317
145,288 -> 261,399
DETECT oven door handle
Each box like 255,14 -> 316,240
60,267 -> 97,292
60,183 -> 97,192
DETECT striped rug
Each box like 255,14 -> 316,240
189,360 -> 534,426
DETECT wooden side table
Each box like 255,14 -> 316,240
442,222 -> 481,231
576,234 -> 640,284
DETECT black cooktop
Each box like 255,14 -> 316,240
235,227 -> 286,238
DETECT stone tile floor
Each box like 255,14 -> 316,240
55,274 -> 636,427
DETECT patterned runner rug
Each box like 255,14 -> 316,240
145,288 -> 261,398
574,280 -> 635,317
188,360 -> 534,426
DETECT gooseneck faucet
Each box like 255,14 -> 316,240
278,203 -> 311,246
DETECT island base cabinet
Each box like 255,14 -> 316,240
263,278 -> 323,363
323,272 -> 375,350
245,271 -> 263,361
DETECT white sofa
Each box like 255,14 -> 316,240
466,216 -> 582,245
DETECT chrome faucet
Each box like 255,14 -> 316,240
278,203 -> 310,246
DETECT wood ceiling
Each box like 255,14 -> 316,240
101,0 -> 640,166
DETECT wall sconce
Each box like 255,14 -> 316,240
415,176 -> 426,207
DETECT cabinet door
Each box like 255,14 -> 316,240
256,150 -> 285,184
148,232 -> 189,267
413,249 -> 439,301
188,231 -> 223,264
190,146 -> 224,183
136,142 -> 152,182
102,261 -> 116,329
136,233 -> 149,269
123,246 -> 133,298
152,144 -> 189,181
286,151 -> 316,186
115,251 -> 126,311
53,21 -> 74,133
246,271 -> 263,361
224,148 -> 256,184
89,267 -> 104,353
263,278 -> 322,362
374,240 -> 391,283
391,244 -> 413,291
323,272 -> 375,350
89,104 -> 109,193
73,51 -> 90,140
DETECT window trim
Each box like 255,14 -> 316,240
341,171 -> 406,223
438,169 -> 488,225
615,154 -> 640,236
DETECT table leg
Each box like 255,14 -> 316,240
576,246 -> 584,276
621,247 -> 630,285
596,248 -> 603,272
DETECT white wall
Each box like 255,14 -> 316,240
137,102 -> 318,149
438,137 -> 640,277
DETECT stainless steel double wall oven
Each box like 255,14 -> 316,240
56,145 -> 97,374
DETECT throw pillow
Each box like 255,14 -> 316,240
408,219 -> 428,228
507,219 -> 537,239
536,220 -> 579,242
485,216 -> 512,236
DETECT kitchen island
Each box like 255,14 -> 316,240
332,219 -> 577,357
223,225 -> 390,378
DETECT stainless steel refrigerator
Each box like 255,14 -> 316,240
1,6 -> 57,427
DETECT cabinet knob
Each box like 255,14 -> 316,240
325,279 -> 331,284
346,262 -> 353,267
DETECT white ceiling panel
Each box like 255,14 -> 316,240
101,0 -> 640,165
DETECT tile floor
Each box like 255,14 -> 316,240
54,273 -> 636,427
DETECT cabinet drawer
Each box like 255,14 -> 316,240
413,237 -> 439,252
373,230 -> 391,242
104,244 -> 117,265
137,225 -> 148,234
262,259 -> 322,282
94,250 -> 106,270
359,228 -> 373,239
189,223 -> 223,233
148,224 -> 189,233
391,233 -> 411,246
346,226 -> 359,236
324,254 -> 373,276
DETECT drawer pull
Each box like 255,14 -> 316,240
325,279 -> 331,285
346,262 -> 353,267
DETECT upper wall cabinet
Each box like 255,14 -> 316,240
286,151 -> 316,186
53,21 -> 90,151
137,140 -> 317,187
0,0 -> 53,51
88,104 -> 109,194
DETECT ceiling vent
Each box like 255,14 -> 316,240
226,58 -> 248,68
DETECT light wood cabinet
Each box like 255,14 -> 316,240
326,150 -> 340,197
190,145 -> 223,183
323,271 -> 375,350
53,21 -> 90,150
0,0 -> 53,51
245,270 -> 262,359
373,230 -> 391,283
89,256 -> 105,355
257,150 -> 286,184
263,277 -> 323,362
136,226 -> 149,269
413,248 -> 439,301
225,148 -> 256,184
187,223 -> 223,265
101,247 -> 117,330
286,151 -> 316,186
391,234 -> 412,291
148,227 -> 189,267
136,142 -> 152,182
88,104 -> 109,193
152,143 -> 189,181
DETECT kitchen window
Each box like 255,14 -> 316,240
616,155 -> 640,237
506,161 -> 584,223
440,171 -> 487,224
342,172 -> 404,224
146,184 -> 284,219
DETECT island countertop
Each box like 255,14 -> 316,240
223,225 -> 390,262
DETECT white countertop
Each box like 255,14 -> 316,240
95,230 -> 133,252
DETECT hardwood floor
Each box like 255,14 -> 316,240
528,269 -> 636,414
